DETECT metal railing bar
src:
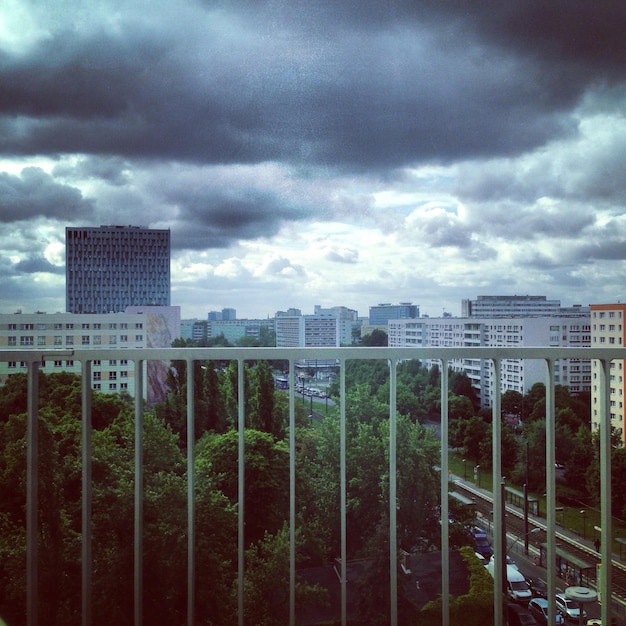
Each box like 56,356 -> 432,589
545,359 -> 557,626
440,359 -> 450,626
491,359 -> 504,626
186,358 -> 196,626
340,358 -> 347,626
134,359 -> 144,626
289,358 -> 296,625
599,359 -> 612,626
27,360 -> 39,626
237,359 -> 245,626
81,359 -> 93,626
388,359 -> 398,625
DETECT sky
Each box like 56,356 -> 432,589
2,1 -> 626,320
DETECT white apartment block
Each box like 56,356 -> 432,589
590,303 -> 626,444
0,307 -> 180,402
388,315 -> 591,407
462,295 -> 563,318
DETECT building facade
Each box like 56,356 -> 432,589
590,303 -> 626,444
462,295 -> 562,318
0,307 -> 180,402
389,314 -> 591,407
66,225 -> 170,314
369,302 -> 419,326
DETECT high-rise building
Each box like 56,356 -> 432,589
66,225 -> 170,314
590,303 -> 626,445
369,302 -> 419,325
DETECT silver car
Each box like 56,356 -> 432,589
555,593 -> 587,623
528,598 -> 565,625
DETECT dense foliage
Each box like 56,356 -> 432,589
0,357 -> 618,625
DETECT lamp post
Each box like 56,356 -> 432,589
463,458 -> 467,481
507,527 -> 541,555
474,464 -> 480,488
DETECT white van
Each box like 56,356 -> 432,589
486,562 -> 532,603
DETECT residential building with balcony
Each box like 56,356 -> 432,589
591,303 -> 626,445
389,314 -> 591,407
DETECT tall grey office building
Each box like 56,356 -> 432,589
66,225 -> 171,313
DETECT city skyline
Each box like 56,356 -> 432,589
2,2 -> 626,320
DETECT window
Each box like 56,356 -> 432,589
37,324 -> 46,330
8,323 -> 16,330
109,360 -> 117,366
93,360 -> 101,366
20,323 -> 34,330
109,383 -> 117,390
135,335 -> 143,342
82,323 -> 90,329
54,336 -> 62,345
66,360 -> 74,367
136,323 -> 143,329
121,383 -> 128,390
54,360 -> 63,367
20,336 -> 34,346
120,335 -> 128,342
54,323 -> 63,330
37,336 -> 46,346
82,336 -> 90,345
109,372 -> 117,380
93,384 -> 101,391
94,323 -> 101,330
8,361 -> 16,368
66,336 -> 74,345
66,323 -> 74,329
8,336 -> 16,346
121,370 -> 128,378
93,372 -> 101,380
93,336 -> 101,345
109,323 -> 117,330
120,359 -> 128,365
120,323 -> 128,329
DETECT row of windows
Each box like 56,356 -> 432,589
593,311 -> 623,318
6,335 -> 144,346
7,359 -> 129,368
7,322 -> 144,330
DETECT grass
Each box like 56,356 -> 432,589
448,451 -> 626,556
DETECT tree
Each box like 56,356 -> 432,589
361,329 -> 388,346
196,429 -> 289,546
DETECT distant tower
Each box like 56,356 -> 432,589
66,225 -> 170,313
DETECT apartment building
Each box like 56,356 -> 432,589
0,306 -> 180,402
462,295 -> 562,318
590,303 -> 626,444
389,314 -> 591,407
66,225 -> 170,314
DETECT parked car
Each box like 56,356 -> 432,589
526,576 -> 548,598
555,593 -> 587,623
508,602 -> 539,625
528,598 -> 565,625
586,618 -> 617,625
468,526 -> 493,559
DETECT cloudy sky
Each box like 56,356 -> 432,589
2,1 -> 626,320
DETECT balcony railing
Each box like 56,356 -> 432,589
1,345 -> 621,626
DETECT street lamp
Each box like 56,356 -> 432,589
463,458 -> 467,481
474,464 -> 480,488
507,527 -> 540,555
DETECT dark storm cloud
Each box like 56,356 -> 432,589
3,1 -> 625,172
165,186 -> 311,249
0,167 -> 94,221
52,156 -> 130,186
